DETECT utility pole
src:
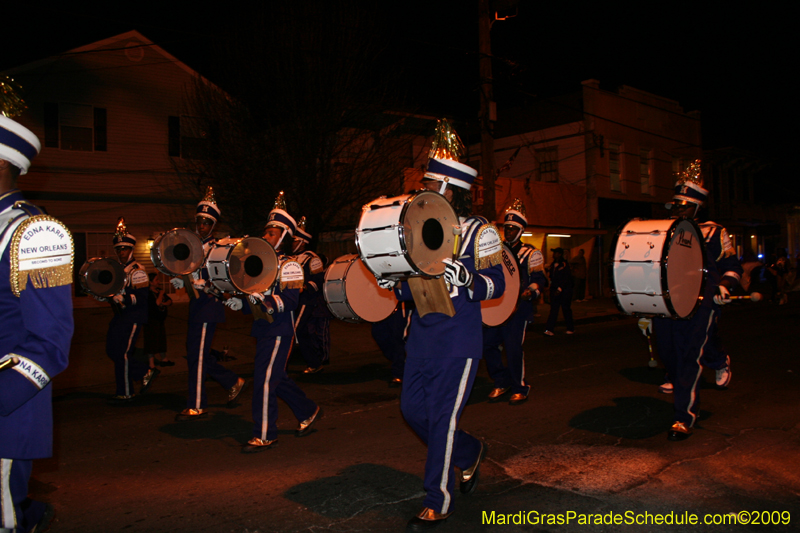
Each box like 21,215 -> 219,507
478,0 -> 496,221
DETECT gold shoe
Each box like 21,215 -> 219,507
460,441 -> 487,494
667,421 -> 692,441
487,387 -> 511,401
175,408 -> 208,421
242,437 -> 277,453
296,406 -> 322,437
227,378 -> 247,406
407,507 -> 452,531
508,393 -> 528,405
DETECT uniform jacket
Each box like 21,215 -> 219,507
0,190 -> 73,458
244,254 -> 302,338
511,242 -> 548,321
110,257 -> 149,326
294,249 -> 328,318
699,221 -> 743,309
396,215 -> 505,359
188,235 -> 226,324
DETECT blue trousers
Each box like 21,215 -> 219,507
295,312 -> 330,369
106,322 -> 148,396
371,310 -> 408,380
186,322 -> 239,410
401,357 -> 482,514
1,458 -> 45,533
252,335 -> 317,441
654,307 -> 718,427
483,310 -> 530,395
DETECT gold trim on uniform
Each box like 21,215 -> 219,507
473,224 -> 503,271
9,214 -> 74,297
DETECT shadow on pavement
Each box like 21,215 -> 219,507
569,396 -> 676,439
284,463 -> 422,519
158,410 -> 251,441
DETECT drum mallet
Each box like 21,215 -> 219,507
727,292 -> 762,302
452,224 -> 463,259
637,317 -> 657,367
0,356 -> 20,373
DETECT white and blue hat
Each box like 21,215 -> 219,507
424,158 -> 478,191
666,160 -> 708,209
266,191 -> 297,238
196,186 -> 221,223
113,217 -> 136,248
0,115 -> 41,175
502,198 -> 528,230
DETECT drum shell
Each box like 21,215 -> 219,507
609,217 -> 707,318
323,254 -> 397,323
356,191 -> 457,279
206,237 -> 279,294
79,257 -> 125,298
150,228 -> 205,276
481,244 -> 521,326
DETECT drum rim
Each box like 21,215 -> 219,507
355,190 -> 454,279
323,253 -> 397,323
609,217 -> 707,319
481,243 -> 522,327
206,236 -> 278,294
79,256 -> 126,298
150,227 -> 205,277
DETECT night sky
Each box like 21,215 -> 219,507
3,2 -> 794,187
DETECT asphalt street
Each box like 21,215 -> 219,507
31,297 -> 800,532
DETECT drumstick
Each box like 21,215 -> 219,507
452,225 -> 462,259
646,334 -> 657,367
727,292 -> 762,301
0,356 -> 20,373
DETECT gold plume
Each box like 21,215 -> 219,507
428,118 -> 465,162
505,198 -> 526,218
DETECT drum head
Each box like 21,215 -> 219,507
665,219 -> 705,318
228,237 -> 279,293
152,228 -> 205,276
402,191 -> 458,276
79,257 -> 125,298
324,254 -> 397,322
481,245 -> 521,326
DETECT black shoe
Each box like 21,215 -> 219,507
227,378 -> 247,407
407,508 -> 452,531
31,502 -> 55,533
667,421 -> 692,441
460,441 -> 487,495
140,368 -> 161,394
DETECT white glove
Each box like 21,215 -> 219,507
523,283 -> 540,301
171,277 -> 185,289
376,277 -> 397,290
248,292 -> 265,305
637,317 -> 653,336
91,294 -> 107,302
443,258 -> 473,288
713,285 -> 731,306
112,293 -> 124,304
225,298 -> 243,311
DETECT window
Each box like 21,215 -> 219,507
536,146 -> 558,182
609,142 -> 622,192
639,148 -> 651,194
43,103 -> 107,152
168,115 -> 217,160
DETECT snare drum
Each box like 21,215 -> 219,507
356,190 -> 458,279
79,257 -> 125,298
206,237 -> 279,294
324,254 -> 397,323
481,244 -> 521,326
610,218 -> 707,318
150,228 -> 205,276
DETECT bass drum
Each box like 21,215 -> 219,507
150,228 -> 205,276
79,257 -> 125,298
609,217 -> 707,318
481,244 -> 521,326
324,254 -> 397,323
206,237 -> 279,294
355,190 -> 458,279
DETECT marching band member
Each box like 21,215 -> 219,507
291,216 -> 331,374
1,115 -> 73,533
654,160 -> 742,441
483,199 -> 547,405
225,192 -> 320,453
377,120 -> 505,531
171,187 -> 246,421
106,217 -> 154,403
